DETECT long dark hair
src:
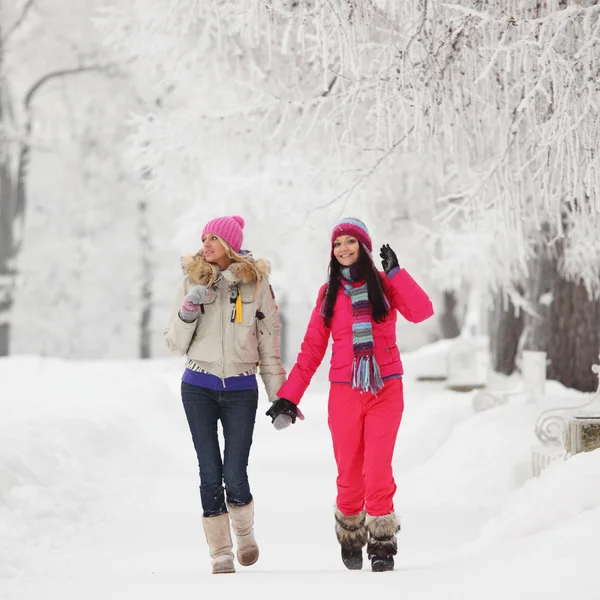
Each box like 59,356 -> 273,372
321,244 -> 390,328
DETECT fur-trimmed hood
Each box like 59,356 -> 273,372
181,251 -> 270,286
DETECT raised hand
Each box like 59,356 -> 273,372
179,285 -> 210,322
379,244 -> 399,275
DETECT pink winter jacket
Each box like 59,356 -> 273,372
277,269 -> 434,405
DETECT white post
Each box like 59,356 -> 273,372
522,350 -> 547,404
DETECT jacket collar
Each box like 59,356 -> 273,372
181,251 -> 270,286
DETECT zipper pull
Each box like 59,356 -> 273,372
235,292 -> 243,323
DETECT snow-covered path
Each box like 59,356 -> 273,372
2,350 -> 599,599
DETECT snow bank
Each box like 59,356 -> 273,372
0,356 -> 185,580
467,448 -> 600,549
1,348 -> 598,600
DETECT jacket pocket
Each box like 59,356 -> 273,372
331,343 -> 352,368
238,287 -> 257,326
233,325 -> 259,363
375,343 -> 400,367
232,288 -> 259,362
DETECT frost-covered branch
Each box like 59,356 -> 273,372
24,65 -> 114,110
310,125 -> 416,214
4,0 -> 37,42
101,0 -> 600,297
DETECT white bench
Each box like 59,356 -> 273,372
531,360 -> 600,476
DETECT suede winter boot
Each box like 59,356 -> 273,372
335,509 -> 368,570
227,500 -> 259,567
366,513 -> 401,572
202,513 -> 235,574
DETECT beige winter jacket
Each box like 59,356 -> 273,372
163,252 -> 286,402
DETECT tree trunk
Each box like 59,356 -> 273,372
489,290 -> 524,375
138,199 -> 152,359
547,273 -> 600,393
0,30 -> 18,357
439,290 -> 461,339
0,124 -> 29,357
0,160 -> 16,357
521,227 -> 556,352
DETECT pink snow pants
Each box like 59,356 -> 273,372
328,378 -> 404,517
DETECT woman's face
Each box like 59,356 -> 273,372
333,235 -> 360,267
202,233 -> 228,265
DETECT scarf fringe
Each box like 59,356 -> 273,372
352,355 -> 384,394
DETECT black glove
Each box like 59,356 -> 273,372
266,398 -> 299,430
380,244 -> 399,275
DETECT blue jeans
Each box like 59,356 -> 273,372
181,382 -> 258,517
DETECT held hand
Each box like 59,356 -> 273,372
179,285 -> 210,322
266,398 -> 304,430
379,244 -> 399,275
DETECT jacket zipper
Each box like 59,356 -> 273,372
220,289 -> 227,388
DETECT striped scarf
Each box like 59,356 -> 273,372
340,266 -> 385,394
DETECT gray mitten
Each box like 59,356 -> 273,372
179,285 -> 210,323
265,398 -> 305,430
274,414 -> 293,430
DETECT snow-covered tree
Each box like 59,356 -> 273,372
102,0 -> 600,387
248,0 -> 600,388
2,0 -> 145,359
98,0 -> 447,357
408,1 -> 600,389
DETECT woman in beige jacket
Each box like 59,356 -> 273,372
163,215 -> 288,574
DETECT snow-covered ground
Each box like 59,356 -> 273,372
2,344 -> 599,600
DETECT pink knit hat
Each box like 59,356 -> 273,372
202,215 -> 245,253
331,217 -> 372,252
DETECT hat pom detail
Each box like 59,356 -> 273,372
232,215 -> 245,229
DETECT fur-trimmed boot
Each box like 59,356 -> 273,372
202,513 -> 235,574
227,500 -> 259,567
335,509 -> 368,570
366,513 -> 401,572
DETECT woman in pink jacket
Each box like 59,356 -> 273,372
266,218 -> 434,572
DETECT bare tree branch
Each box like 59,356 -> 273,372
4,0 -> 37,42
308,125 -> 416,216
320,75 -> 338,98
24,64 -> 116,110
406,0 -> 428,53
9,63 -> 120,258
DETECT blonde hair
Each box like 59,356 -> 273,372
203,235 -> 263,294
